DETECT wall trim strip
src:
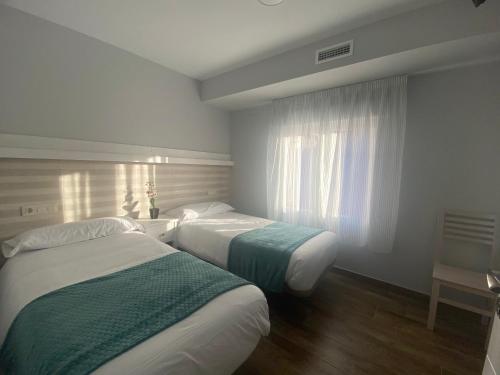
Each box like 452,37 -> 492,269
0,133 -> 234,166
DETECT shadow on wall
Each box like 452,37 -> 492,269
58,163 -> 155,222
122,189 -> 140,219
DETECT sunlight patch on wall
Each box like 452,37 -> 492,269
59,172 -> 92,222
84,171 -> 91,218
116,164 -> 127,217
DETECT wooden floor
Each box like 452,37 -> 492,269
235,269 -> 487,375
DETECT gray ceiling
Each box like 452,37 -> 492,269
1,0 -> 442,79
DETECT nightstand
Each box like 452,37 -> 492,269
136,217 -> 179,244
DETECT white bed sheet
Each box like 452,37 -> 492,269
0,232 -> 269,375
174,212 -> 338,293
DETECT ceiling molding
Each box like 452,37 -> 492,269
412,54 -> 500,76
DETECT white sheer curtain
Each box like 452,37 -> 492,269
267,76 -> 407,253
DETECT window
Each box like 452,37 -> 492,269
267,76 -> 407,252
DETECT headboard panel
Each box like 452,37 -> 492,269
0,158 -> 231,241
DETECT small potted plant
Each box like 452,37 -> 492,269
145,181 -> 159,219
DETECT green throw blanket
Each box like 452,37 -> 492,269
0,252 -> 249,375
228,222 -> 323,293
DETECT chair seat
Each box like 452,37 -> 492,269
433,263 -> 492,294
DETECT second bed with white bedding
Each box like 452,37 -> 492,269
174,211 -> 338,294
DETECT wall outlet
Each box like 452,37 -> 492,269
21,204 -> 58,216
21,206 -> 36,216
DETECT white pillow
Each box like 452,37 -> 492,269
2,216 -> 144,258
165,201 -> 234,220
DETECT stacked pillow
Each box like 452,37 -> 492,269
165,201 -> 234,221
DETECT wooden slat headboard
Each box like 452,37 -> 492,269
0,158 -> 231,242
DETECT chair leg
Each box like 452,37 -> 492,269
485,298 -> 496,349
427,279 -> 440,330
485,316 -> 494,350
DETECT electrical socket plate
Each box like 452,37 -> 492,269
21,204 -> 58,216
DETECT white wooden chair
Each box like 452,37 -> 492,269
427,210 -> 498,345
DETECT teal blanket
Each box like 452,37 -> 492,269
0,252 -> 249,375
228,222 -> 323,292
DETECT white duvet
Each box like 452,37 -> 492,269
0,232 -> 270,375
174,212 -> 338,293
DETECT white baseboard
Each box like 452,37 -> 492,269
333,265 -> 429,296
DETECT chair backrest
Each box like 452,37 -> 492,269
435,210 -> 497,267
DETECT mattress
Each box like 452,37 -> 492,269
0,232 -> 270,375
174,212 -> 338,293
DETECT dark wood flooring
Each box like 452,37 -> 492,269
235,269 -> 487,375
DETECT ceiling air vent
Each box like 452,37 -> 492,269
315,40 -> 353,64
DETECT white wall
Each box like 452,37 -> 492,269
0,5 -> 230,153
230,105 -> 271,217
230,61 -> 500,294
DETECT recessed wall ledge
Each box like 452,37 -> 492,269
0,133 -> 234,166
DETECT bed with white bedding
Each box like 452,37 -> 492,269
167,204 -> 338,295
0,219 -> 269,375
